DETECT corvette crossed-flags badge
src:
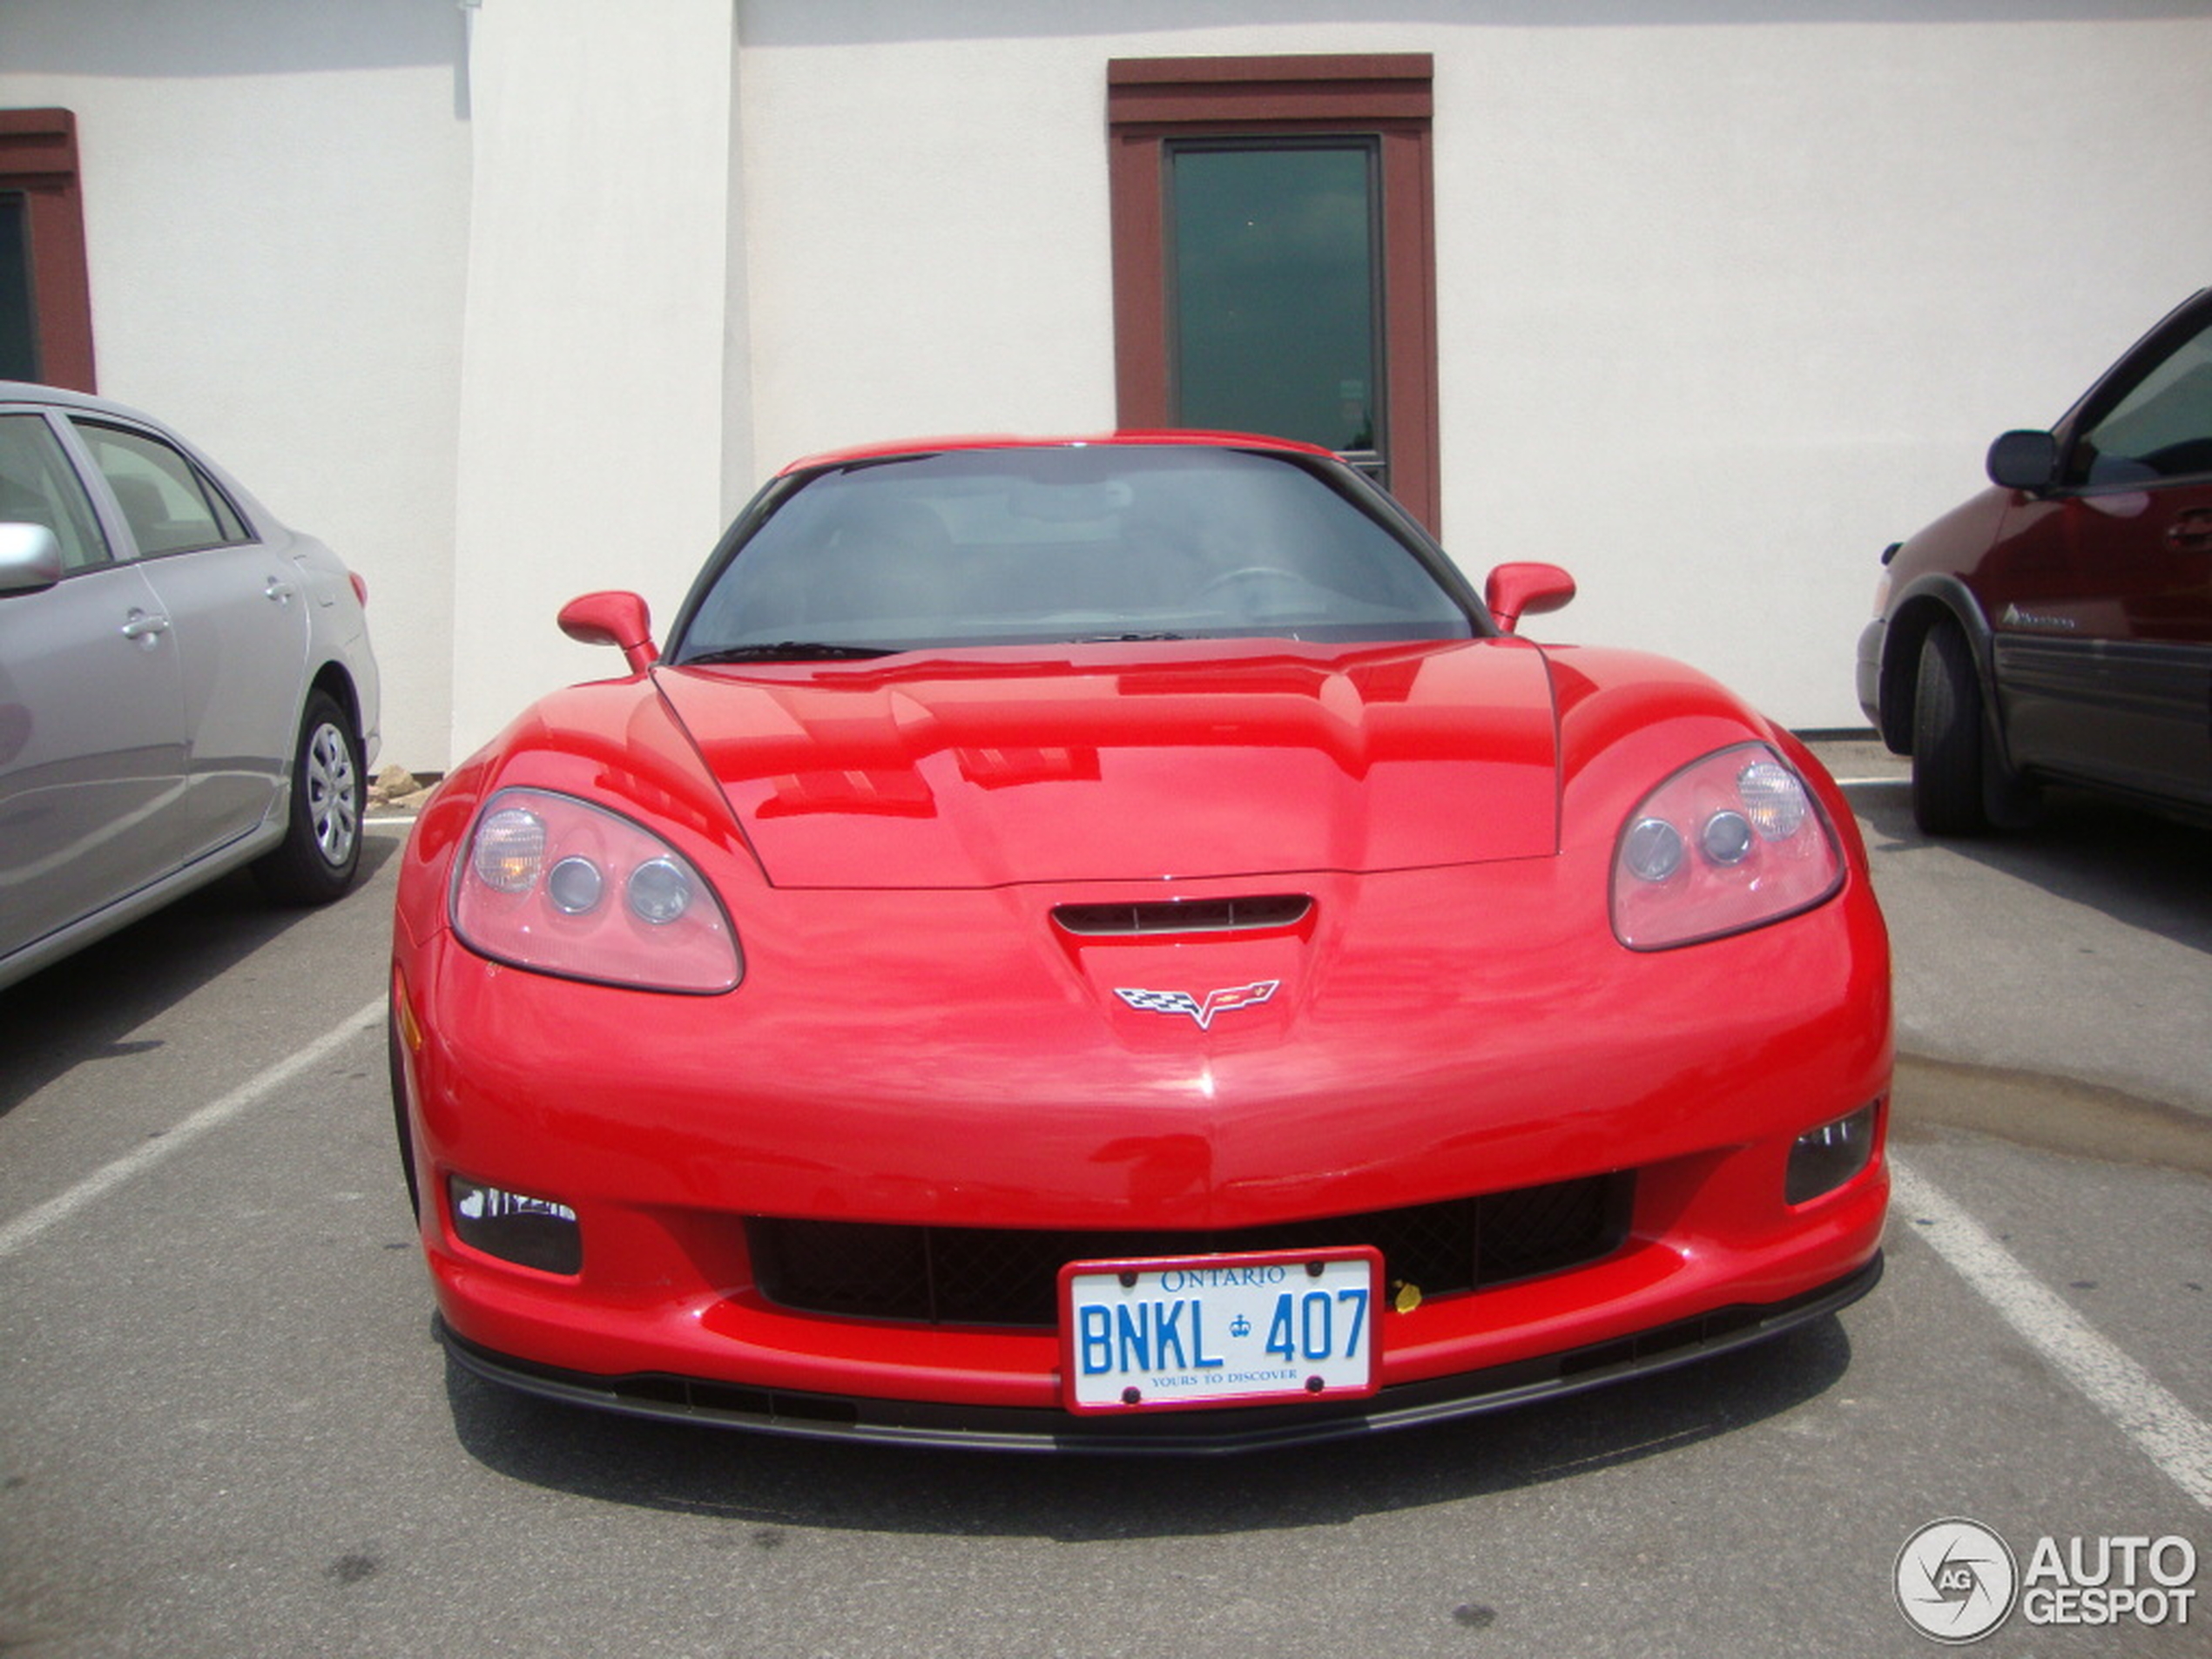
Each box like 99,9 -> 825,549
1112,980 -> 1280,1030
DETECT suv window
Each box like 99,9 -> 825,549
73,421 -> 251,556
0,411 -> 109,571
2073,314 -> 2212,486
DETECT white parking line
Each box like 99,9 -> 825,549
0,996 -> 385,1263
1891,1154 -> 2212,1511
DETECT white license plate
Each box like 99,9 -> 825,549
1059,1246 -> 1382,1414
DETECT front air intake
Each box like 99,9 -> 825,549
1050,894 -> 1312,937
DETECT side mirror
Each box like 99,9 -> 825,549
0,523 -> 64,597
1483,562 -> 1576,634
557,590 -> 658,674
1986,429 -> 2060,493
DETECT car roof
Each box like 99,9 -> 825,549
777,428 -> 1339,476
0,380 -> 172,428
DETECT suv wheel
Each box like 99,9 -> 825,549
1910,620 -> 1989,835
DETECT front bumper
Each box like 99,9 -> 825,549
1856,617 -> 1887,731
393,836 -> 1892,1441
437,1256 -> 1882,1453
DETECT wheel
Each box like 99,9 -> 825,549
253,689 -> 365,903
1910,620 -> 1988,835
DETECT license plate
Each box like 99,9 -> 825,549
1059,1246 -> 1382,1414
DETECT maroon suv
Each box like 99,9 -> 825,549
1858,290 -> 2212,833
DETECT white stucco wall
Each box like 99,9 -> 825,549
447,0 -> 739,758
734,2 -> 2212,727
0,0 -> 471,772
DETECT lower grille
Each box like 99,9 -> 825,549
745,1173 -> 1634,1328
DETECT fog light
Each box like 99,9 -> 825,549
448,1175 -> 582,1274
1786,1103 -> 1878,1204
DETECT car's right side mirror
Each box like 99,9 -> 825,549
0,523 -> 63,597
1986,429 -> 2061,492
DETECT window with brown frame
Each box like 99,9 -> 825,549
1108,55 -> 1438,531
0,110 -> 96,391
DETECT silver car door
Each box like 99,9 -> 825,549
0,410 -> 191,961
64,418 -> 310,861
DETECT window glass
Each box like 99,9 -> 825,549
677,446 -> 1470,659
0,194 -> 35,381
0,411 -> 109,571
2075,316 -> 2212,486
73,421 -> 246,556
1169,143 -> 1381,460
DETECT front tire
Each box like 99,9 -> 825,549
253,689 -> 365,903
1910,620 -> 1988,835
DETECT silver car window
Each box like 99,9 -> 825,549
72,421 -> 251,557
0,412 -> 110,572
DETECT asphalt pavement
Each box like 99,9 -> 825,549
0,744 -> 2205,1658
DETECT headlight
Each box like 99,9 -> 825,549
451,787 -> 743,992
1610,745 -> 1844,950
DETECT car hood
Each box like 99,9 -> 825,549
652,638 -> 1561,889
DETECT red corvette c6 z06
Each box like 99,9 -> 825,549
390,433 -> 1891,1452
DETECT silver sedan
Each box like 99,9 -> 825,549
0,383 -> 381,990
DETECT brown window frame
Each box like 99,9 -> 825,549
1108,54 -> 1439,532
0,109 -> 97,392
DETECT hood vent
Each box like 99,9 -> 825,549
1051,894 -> 1312,938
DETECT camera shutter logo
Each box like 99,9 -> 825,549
1895,1518 -> 2020,1643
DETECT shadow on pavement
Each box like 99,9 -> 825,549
1852,785 -> 2210,960
0,835 -> 400,1117
442,1315 -> 1855,1540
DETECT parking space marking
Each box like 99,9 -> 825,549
0,996 -> 384,1262
1891,1154 -> 2212,1510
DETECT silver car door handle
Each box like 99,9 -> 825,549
120,609 -> 172,641
265,577 -> 299,604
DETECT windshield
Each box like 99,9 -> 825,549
671,446 -> 1475,661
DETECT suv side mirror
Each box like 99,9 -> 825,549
1986,429 -> 2060,492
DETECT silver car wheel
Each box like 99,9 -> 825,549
305,718 -> 361,867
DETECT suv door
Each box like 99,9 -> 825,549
64,418 -> 311,860
0,409 -> 192,962
1985,297 -> 2212,807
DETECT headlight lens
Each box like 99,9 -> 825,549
451,787 -> 743,992
1610,744 -> 1844,949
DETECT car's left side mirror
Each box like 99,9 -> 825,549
558,590 -> 659,674
1484,562 -> 1576,634
1986,429 -> 2060,493
0,523 -> 64,597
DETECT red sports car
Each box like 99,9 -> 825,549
389,433 -> 1890,1451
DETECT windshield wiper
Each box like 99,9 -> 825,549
1075,631 -> 1189,643
685,642 -> 898,664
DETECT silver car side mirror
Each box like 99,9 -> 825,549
0,523 -> 64,597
